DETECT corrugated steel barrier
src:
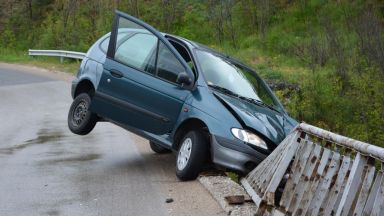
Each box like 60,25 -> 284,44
241,123 -> 384,216
28,49 -> 86,63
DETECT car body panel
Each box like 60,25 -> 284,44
90,58 -> 190,134
85,34 -> 109,64
182,86 -> 242,136
213,92 -> 286,144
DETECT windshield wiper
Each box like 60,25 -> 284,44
208,84 -> 281,113
238,96 -> 281,113
208,84 -> 239,97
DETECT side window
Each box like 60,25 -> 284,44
100,37 -> 109,53
115,33 -> 157,72
113,17 -> 158,74
100,32 -> 130,53
169,40 -> 196,75
156,41 -> 185,83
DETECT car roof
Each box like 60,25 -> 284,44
164,33 -> 214,51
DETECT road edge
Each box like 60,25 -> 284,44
0,62 -> 74,83
198,175 -> 257,215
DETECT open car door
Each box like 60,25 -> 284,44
90,11 -> 195,135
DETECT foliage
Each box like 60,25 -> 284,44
0,0 -> 383,146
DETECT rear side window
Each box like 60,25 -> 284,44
100,38 -> 109,53
156,41 -> 185,83
115,33 -> 157,72
99,32 -> 130,53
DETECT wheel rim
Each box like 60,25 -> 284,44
177,138 -> 192,171
72,100 -> 88,126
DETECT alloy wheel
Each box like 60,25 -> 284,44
177,138 -> 192,170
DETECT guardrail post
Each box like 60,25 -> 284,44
60,56 -> 64,64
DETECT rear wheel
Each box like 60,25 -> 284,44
176,130 -> 209,181
68,93 -> 98,135
149,141 -> 171,154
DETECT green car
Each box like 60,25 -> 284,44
68,11 -> 298,181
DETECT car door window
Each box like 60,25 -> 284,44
156,41 -> 185,83
115,33 -> 157,72
114,17 -> 158,74
169,40 -> 196,75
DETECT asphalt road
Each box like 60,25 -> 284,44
0,63 -> 224,216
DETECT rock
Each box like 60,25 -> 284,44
165,198 -> 174,203
225,195 -> 245,205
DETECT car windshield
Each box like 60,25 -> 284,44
195,50 -> 283,112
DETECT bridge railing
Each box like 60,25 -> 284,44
241,122 -> 384,216
28,49 -> 86,63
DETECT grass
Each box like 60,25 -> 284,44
226,172 -> 240,183
0,49 -> 81,74
226,46 -> 309,84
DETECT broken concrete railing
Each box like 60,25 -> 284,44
241,122 -> 384,216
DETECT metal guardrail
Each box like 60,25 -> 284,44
28,49 -> 86,63
241,122 -> 384,216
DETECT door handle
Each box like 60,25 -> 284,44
110,69 -> 124,78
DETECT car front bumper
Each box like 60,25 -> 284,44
210,135 -> 269,174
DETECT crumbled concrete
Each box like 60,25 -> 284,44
198,176 -> 258,216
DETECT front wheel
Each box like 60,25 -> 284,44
176,130 -> 209,181
68,93 -> 98,135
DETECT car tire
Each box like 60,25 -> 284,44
149,141 -> 171,154
176,130 -> 209,181
68,93 -> 98,135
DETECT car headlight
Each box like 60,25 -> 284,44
231,128 -> 268,150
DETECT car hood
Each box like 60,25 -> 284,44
214,92 -> 296,145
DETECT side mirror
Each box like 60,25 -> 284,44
176,72 -> 192,86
